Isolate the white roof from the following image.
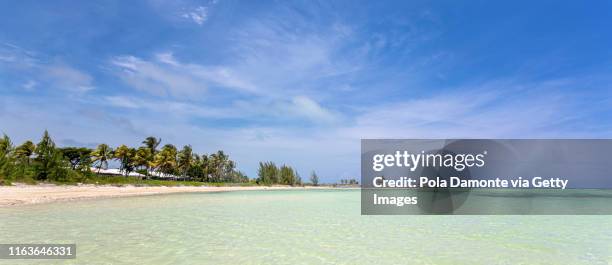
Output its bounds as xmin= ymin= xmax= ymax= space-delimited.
xmin=91 ymin=168 xmax=145 ymax=177
xmin=149 ymin=171 xmax=181 ymax=179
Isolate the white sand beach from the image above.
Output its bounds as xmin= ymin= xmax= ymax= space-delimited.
xmin=0 ymin=184 xmax=329 ymax=207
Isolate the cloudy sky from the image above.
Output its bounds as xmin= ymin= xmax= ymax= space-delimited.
xmin=1 ymin=1 xmax=612 ymax=182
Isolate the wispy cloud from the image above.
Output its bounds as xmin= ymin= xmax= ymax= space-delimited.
xmin=104 ymin=96 xmax=141 ymax=109
xmin=226 ymin=18 xmax=364 ymax=94
xmin=110 ymin=53 xmax=257 ymax=97
xmin=346 ymin=78 xmax=608 ymax=139
xmin=286 ymin=96 xmax=339 ymax=124
xmin=182 ymin=6 xmax=208 ymax=25
xmin=21 ymin=80 xmax=37 ymax=91
xmin=0 ymin=43 xmax=93 ymax=93
xmin=43 ymin=64 xmax=94 ymax=93
xmin=101 ymin=94 xmax=339 ymax=125
xmin=4 ymin=1 xmax=612 ymax=181
xmin=0 ymin=43 xmax=38 ymax=67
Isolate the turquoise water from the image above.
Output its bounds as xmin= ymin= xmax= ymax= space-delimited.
xmin=0 ymin=190 xmax=610 ymax=264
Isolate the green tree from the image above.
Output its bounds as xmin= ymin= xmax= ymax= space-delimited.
xmin=177 ymin=145 xmax=194 ymax=179
xmin=134 ymin=147 xmax=152 ymax=174
xmin=295 ymin=171 xmax=302 ymax=186
xmin=125 ymin=148 xmax=136 ymax=176
xmin=0 ymin=131 xmax=256 ymax=185
xmin=153 ymin=144 xmax=177 ymax=177
xmin=186 ymin=153 xmax=204 ymax=181
xmin=197 ymin=154 xmax=211 ymax=181
xmin=114 ymin=144 xmax=134 ymax=176
xmin=12 ymin=142 xmax=37 ymax=181
xmin=15 ymin=140 xmax=36 ymax=159
xmin=279 ymin=165 xmax=299 ymax=186
xmin=0 ymin=134 xmax=14 ymax=182
xmin=142 ymin=137 xmax=161 ymax=155
xmin=33 ymin=131 xmax=55 ymax=180
xmin=0 ymin=134 xmax=12 ymax=154
xmin=141 ymin=137 xmax=161 ymax=175
xmin=310 ymin=171 xmax=319 ymax=186
xmin=209 ymin=150 xmax=235 ymax=182
xmin=256 ymin=161 xmax=279 ymax=185
xmin=231 ymin=171 xmax=249 ymax=183
xmin=59 ymin=147 xmax=91 ymax=170
xmin=91 ymin=144 xmax=113 ymax=173
xmin=33 ymin=131 xmax=70 ymax=181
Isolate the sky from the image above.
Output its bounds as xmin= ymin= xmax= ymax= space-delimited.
xmin=1 ymin=0 xmax=612 ymax=182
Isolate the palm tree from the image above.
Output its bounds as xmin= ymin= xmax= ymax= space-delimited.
xmin=15 ymin=141 xmax=36 ymax=165
xmin=141 ymin=137 xmax=161 ymax=176
xmin=142 ymin=137 xmax=161 ymax=154
xmin=114 ymin=144 xmax=132 ymax=176
xmin=209 ymin=150 xmax=235 ymax=182
xmin=0 ymin=134 xmax=12 ymax=154
xmin=177 ymin=145 xmax=194 ymax=180
xmin=91 ymin=144 xmax=113 ymax=173
xmin=203 ymin=154 xmax=211 ymax=180
xmin=209 ymin=151 xmax=221 ymax=182
xmin=0 ymin=134 xmax=14 ymax=180
xmin=134 ymin=147 xmax=151 ymax=172
xmin=154 ymin=144 xmax=177 ymax=178
xmin=0 ymin=131 xmax=258 ymax=184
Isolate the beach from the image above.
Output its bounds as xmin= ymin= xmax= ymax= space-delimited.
xmin=0 ymin=184 xmax=328 ymax=207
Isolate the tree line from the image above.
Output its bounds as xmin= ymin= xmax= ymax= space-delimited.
xmin=255 ymin=162 xmax=321 ymax=186
xmin=0 ymin=130 xmax=323 ymax=186
xmin=339 ymin=178 xmax=358 ymax=185
xmin=255 ymin=161 xmax=301 ymax=185
xmin=0 ymin=131 xmax=247 ymax=184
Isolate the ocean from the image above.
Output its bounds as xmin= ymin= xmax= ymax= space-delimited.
xmin=1 ymin=189 xmax=610 ymax=264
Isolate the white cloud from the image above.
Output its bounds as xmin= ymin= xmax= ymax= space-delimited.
xmin=0 ymin=54 xmax=14 ymax=62
xmin=227 ymin=19 xmax=361 ymax=92
xmin=0 ymin=43 xmax=38 ymax=67
xmin=111 ymin=55 xmax=203 ymax=96
xmin=109 ymin=16 xmax=362 ymax=113
xmin=5 ymin=77 xmax=612 ymax=182
xmin=155 ymin=52 xmax=179 ymax=66
xmin=22 ymin=80 xmax=37 ymax=91
xmin=102 ymin=95 xmax=237 ymax=119
xmin=0 ymin=44 xmax=94 ymax=93
xmin=104 ymin=96 xmax=141 ymax=109
xmin=182 ymin=6 xmax=208 ymax=25
xmin=101 ymin=94 xmax=338 ymax=125
xmin=344 ymin=80 xmax=593 ymax=139
xmin=44 ymin=64 xmax=94 ymax=93
xmin=110 ymin=54 xmax=257 ymax=97
xmin=289 ymin=96 xmax=338 ymax=124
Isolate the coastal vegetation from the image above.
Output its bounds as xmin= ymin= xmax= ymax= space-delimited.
xmin=339 ymin=178 xmax=359 ymax=185
xmin=255 ymin=161 xmax=302 ymax=186
xmin=0 ymin=130 xmax=309 ymax=186
xmin=310 ymin=171 xmax=319 ymax=186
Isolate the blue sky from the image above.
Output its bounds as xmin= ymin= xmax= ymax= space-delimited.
xmin=1 ymin=0 xmax=612 ymax=182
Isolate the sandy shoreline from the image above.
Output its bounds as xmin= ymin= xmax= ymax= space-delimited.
xmin=0 ymin=184 xmax=332 ymax=207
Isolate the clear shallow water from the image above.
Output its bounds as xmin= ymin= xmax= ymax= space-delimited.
xmin=0 ymin=190 xmax=610 ymax=265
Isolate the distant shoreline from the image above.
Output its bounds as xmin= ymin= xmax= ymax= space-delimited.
xmin=0 ymin=183 xmax=346 ymax=208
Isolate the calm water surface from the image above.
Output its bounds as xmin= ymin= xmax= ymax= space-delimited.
xmin=1 ymin=190 xmax=610 ymax=264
